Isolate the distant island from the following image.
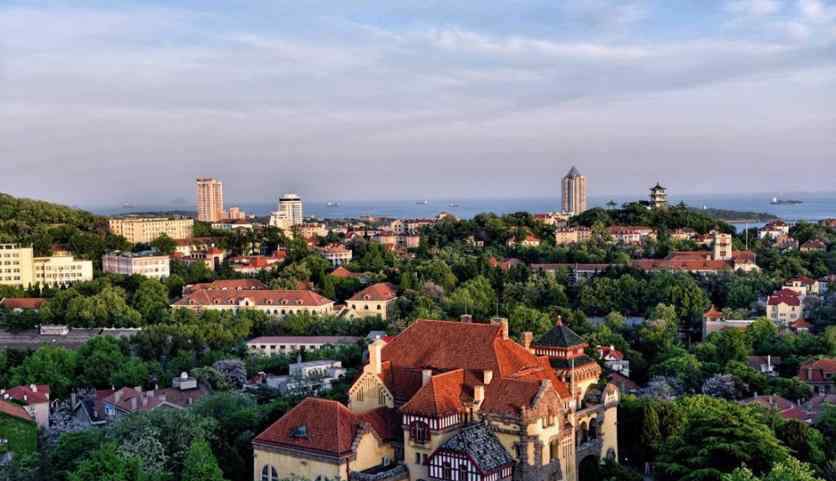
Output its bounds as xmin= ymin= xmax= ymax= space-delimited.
xmin=689 ymin=207 xmax=779 ymax=223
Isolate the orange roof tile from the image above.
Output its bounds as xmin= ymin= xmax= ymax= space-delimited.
xmin=349 ymin=282 xmax=398 ymax=302
xmin=0 ymin=399 xmax=34 ymax=423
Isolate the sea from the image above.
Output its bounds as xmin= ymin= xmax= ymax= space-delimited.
xmin=88 ymin=192 xmax=836 ymax=232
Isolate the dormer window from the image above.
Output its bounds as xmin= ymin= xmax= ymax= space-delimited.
xmin=282 ymin=299 xmax=288 ymax=305
xmin=290 ymin=425 xmax=308 ymax=438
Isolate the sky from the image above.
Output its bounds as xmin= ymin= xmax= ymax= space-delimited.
xmin=1 ymin=0 xmax=836 ymax=207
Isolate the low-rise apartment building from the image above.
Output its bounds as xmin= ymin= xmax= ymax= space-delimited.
xmin=767 ymin=289 xmax=803 ymax=325
xmin=554 ymin=226 xmax=592 ymax=245
xmin=246 ymin=336 xmax=361 ymax=356
xmin=108 ymin=216 xmax=194 ymax=244
xmin=103 ymin=250 xmax=170 ymax=279
xmin=2 ymin=244 xmax=93 ymax=289
xmin=318 ymin=244 xmax=353 ymax=266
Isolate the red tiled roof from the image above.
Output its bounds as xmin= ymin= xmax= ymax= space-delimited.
xmin=174 ymin=289 xmax=334 ymax=307
xmin=732 ymin=251 xmax=757 ymax=263
xmin=2 ymin=385 xmax=50 ymax=405
xmin=768 ymin=289 xmax=801 ymax=306
xmin=187 ymin=279 xmax=267 ymax=291
xmin=703 ymin=305 xmax=723 ymax=320
xmin=330 ymin=266 xmax=356 ymax=278
xmin=799 ymin=358 xmax=836 ymax=382
xmin=401 ymin=369 xmax=468 ymax=416
xmin=787 ymin=276 xmax=816 ymax=286
xmin=358 ymin=407 xmax=400 ymax=442
xmin=0 ymin=298 xmax=47 ymax=310
xmin=597 ymin=345 xmax=624 ymax=360
xmin=349 ymin=283 xmax=398 ymax=302
xmin=790 ymin=319 xmax=813 ymax=330
xmin=254 ymin=398 xmax=381 ymax=456
xmin=0 ymin=399 xmax=34 ymax=423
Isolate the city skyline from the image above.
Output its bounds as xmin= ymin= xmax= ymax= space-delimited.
xmin=3 ymin=1 xmax=836 ymax=206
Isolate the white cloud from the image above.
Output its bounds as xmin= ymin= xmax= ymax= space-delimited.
xmin=726 ymin=0 xmax=783 ymax=16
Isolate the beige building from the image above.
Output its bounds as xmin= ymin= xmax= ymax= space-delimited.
xmin=196 ymin=177 xmax=225 ymax=222
xmin=108 ymin=217 xmax=194 ymax=244
xmin=32 ymin=254 xmax=94 ymax=288
xmin=103 ymin=251 xmax=171 ymax=279
xmin=2 ymin=244 xmax=92 ymax=288
xmin=269 ymin=193 xmax=304 ymax=230
xmin=767 ymin=289 xmax=803 ymax=326
xmin=254 ymin=318 xmax=619 ymax=481
xmin=318 ymin=244 xmax=353 ymax=267
xmin=554 ymin=227 xmax=592 ymax=246
xmin=0 ymin=244 xmax=34 ymax=288
xmin=561 ymin=166 xmax=587 ymax=216
xmin=346 ymin=283 xmax=398 ymax=321
xmin=172 ymin=288 xmax=335 ymax=317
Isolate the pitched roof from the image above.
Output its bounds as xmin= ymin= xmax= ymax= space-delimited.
xmin=703 ymin=305 xmax=723 ymax=321
xmin=0 ymin=399 xmax=34 ymax=423
xmin=330 ymin=266 xmax=356 ymax=278
xmin=597 ymin=345 xmax=624 ymax=360
xmin=254 ymin=398 xmax=380 ymax=457
xmin=437 ymin=423 xmax=514 ymax=474
xmin=533 ymin=320 xmax=584 ymax=348
xmin=401 ymin=369 xmax=468 ymax=417
xmin=799 ymin=358 xmax=836 ymax=382
xmin=174 ymin=289 xmax=334 ymax=307
xmin=186 ymin=279 xmax=267 ymax=291
xmin=0 ymin=298 xmax=47 ymax=310
xmin=349 ymin=282 xmax=398 ymax=302
xmin=768 ymin=289 xmax=801 ymax=306
xmin=2 ymin=385 xmax=50 ymax=405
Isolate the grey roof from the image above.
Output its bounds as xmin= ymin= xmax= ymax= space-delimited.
xmin=566 ymin=166 xmax=581 ymax=178
xmin=438 ymin=423 xmax=513 ymax=473
xmin=533 ymin=322 xmax=584 ymax=348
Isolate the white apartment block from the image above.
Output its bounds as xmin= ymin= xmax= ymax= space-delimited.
xmin=1 ymin=244 xmax=92 ymax=288
xmin=103 ymin=251 xmax=171 ymax=279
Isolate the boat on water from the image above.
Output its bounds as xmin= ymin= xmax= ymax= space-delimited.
xmin=121 ymin=203 xmax=135 ymax=209
xmin=416 ymin=200 xmax=429 ymax=205
xmin=770 ymin=197 xmax=803 ymax=205
xmin=448 ymin=203 xmax=460 ymax=208
xmin=326 ymin=201 xmax=340 ymax=207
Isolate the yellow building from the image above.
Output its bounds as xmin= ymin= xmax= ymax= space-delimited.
xmin=32 ymin=254 xmax=94 ymax=288
xmin=0 ymin=244 xmax=92 ymax=288
xmin=108 ymin=217 xmax=194 ymax=244
xmin=346 ymin=283 xmax=398 ymax=321
xmin=0 ymin=244 xmax=34 ymax=288
xmin=255 ymin=319 xmax=619 ymax=481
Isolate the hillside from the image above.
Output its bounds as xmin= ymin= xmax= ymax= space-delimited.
xmin=0 ymin=193 xmax=124 ymax=259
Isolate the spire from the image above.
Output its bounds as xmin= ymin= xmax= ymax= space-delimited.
xmin=566 ymin=166 xmax=581 ymax=178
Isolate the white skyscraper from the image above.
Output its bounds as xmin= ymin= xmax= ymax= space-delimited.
xmin=269 ymin=193 xmax=303 ymax=229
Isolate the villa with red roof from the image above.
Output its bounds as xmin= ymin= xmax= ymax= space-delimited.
xmin=767 ymin=289 xmax=803 ymax=325
xmin=346 ymin=283 xmax=399 ymax=321
xmin=253 ymin=318 xmax=619 ymax=481
xmin=1 ymin=384 xmax=50 ymax=429
xmin=799 ymin=358 xmax=836 ymax=394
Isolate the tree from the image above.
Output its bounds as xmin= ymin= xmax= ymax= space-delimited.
xmin=723 ymin=457 xmax=825 ymax=481
xmin=150 ymin=234 xmax=176 ymax=255
xmin=76 ymin=336 xmax=127 ymax=388
xmin=445 ymin=275 xmax=496 ymax=319
xmin=508 ymin=305 xmax=552 ymax=338
xmin=10 ymin=346 xmax=78 ymax=399
xmin=68 ymin=443 xmax=151 ymax=481
xmin=181 ymin=437 xmax=225 ymax=481
xmin=131 ymin=279 xmax=170 ymax=323
xmin=775 ymin=420 xmax=827 ymax=470
xmin=656 ymin=396 xmax=789 ymax=481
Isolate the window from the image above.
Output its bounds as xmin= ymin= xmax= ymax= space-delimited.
xmin=442 ymin=462 xmax=452 ymax=480
xmin=261 ymin=465 xmax=279 ymax=481
xmin=459 ymin=464 xmax=468 ymax=481
xmin=416 ymin=452 xmax=421 ymax=464
xmin=410 ymin=421 xmax=430 ymax=443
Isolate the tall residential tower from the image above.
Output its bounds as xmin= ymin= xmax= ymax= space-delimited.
xmin=196 ymin=178 xmax=224 ymax=222
xmin=561 ymin=166 xmax=587 ymax=215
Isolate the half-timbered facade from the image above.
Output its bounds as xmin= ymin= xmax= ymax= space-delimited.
xmin=253 ymin=318 xmax=619 ymax=481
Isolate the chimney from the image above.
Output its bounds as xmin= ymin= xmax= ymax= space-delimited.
xmin=460 ymin=314 xmax=473 ymax=323
xmin=365 ymin=339 xmax=385 ymax=375
xmin=422 ymin=369 xmax=433 ymax=386
xmin=474 ymin=385 xmax=485 ymax=404
xmin=483 ymin=370 xmax=493 ymax=385
xmin=522 ymin=331 xmax=534 ymax=351
xmin=29 ymin=384 xmax=37 ymax=393
xmin=499 ymin=318 xmax=509 ymax=340
xmin=130 ymin=396 xmax=137 ymax=411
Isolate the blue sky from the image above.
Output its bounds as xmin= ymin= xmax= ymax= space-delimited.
xmin=1 ymin=0 xmax=835 ymax=206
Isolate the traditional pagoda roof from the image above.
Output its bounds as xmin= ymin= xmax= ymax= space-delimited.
xmin=533 ymin=318 xmax=585 ymax=348
xmin=651 ymin=182 xmax=666 ymax=191
xmin=437 ymin=423 xmax=513 ymax=474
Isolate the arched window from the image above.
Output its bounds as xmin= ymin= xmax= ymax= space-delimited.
xmin=261 ymin=465 xmax=278 ymax=481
